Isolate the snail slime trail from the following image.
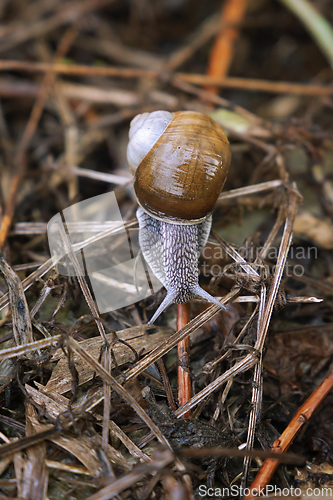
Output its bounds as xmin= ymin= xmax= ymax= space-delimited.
xmin=127 ymin=110 xmax=231 ymax=324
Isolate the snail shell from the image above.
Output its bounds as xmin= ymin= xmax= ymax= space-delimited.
xmin=127 ymin=110 xmax=231 ymax=324
xmin=128 ymin=110 xmax=231 ymax=223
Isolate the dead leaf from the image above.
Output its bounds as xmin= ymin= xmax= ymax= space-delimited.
xmin=45 ymin=325 xmax=172 ymax=394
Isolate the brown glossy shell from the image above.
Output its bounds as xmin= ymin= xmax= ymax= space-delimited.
xmin=134 ymin=111 xmax=231 ymax=223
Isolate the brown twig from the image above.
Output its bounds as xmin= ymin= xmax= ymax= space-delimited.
xmin=206 ymin=0 xmax=248 ymax=94
xmin=177 ymin=303 xmax=192 ymax=418
xmin=156 ymin=358 xmax=177 ymax=412
xmin=246 ymin=367 xmax=333 ymax=498
xmin=180 ymin=73 xmax=333 ymax=96
xmin=1 ymin=60 xmax=333 ymax=96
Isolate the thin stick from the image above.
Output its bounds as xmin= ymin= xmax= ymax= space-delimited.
xmin=177 ymin=303 xmax=192 ymax=418
xmin=206 ymin=0 xmax=248 ymax=94
xmin=246 ymin=367 xmax=333 ymax=498
xmin=180 ymin=73 xmax=333 ymax=96
xmin=156 ymin=358 xmax=176 ymax=412
xmin=1 ymin=60 xmax=333 ymax=96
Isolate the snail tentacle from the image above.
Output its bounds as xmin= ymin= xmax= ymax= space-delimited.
xmin=147 ymin=288 xmax=178 ymax=326
xmin=189 ymin=284 xmax=227 ymax=311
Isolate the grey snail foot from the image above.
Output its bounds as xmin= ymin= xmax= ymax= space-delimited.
xmin=137 ymin=208 xmax=227 ymax=325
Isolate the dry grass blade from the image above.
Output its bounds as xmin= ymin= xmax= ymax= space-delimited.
xmin=19 ymin=402 xmax=48 ymax=500
xmin=176 ymin=349 xmax=257 ymax=418
xmin=0 ymin=335 xmax=63 ymax=362
xmin=0 ymin=254 xmax=33 ymax=349
xmin=0 ymin=428 xmax=59 ymax=460
xmin=242 ymin=184 xmax=300 ymax=486
xmin=211 ymin=231 xmax=261 ymax=279
xmin=56 ymin=81 xmax=141 ymax=106
xmin=217 ymin=180 xmax=284 ymax=202
xmin=109 ymin=420 xmax=151 ymax=462
xmin=45 ymin=460 xmax=91 ymax=475
xmin=25 ymin=384 xmax=74 ymax=421
xmin=85 ymin=449 xmax=175 ymax=500
xmin=64 ymin=165 xmax=131 ymax=185
xmin=51 ymin=432 xmax=129 ymax=475
xmin=254 ymin=185 xmax=300 ymax=353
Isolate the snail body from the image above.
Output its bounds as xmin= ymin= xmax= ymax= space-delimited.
xmin=127 ymin=110 xmax=231 ymax=324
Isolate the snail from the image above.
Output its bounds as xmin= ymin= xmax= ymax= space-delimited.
xmin=127 ymin=110 xmax=231 ymax=324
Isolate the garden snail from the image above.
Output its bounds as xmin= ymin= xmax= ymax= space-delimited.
xmin=127 ymin=110 xmax=231 ymax=324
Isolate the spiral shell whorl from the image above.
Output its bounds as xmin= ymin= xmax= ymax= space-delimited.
xmin=127 ymin=110 xmax=173 ymax=173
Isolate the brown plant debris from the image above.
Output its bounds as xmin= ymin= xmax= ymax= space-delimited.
xmin=0 ymin=0 xmax=331 ymax=498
